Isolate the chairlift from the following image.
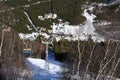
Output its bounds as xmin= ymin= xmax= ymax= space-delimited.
xmin=23 ymin=48 xmax=32 ymax=54
xmin=23 ymin=39 xmax=32 ymax=55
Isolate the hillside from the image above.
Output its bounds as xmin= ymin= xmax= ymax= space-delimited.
xmin=0 ymin=0 xmax=120 ymax=80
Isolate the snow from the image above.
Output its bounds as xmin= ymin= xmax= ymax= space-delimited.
xmin=38 ymin=16 xmax=45 ymax=20
xmin=38 ymin=13 xmax=57 ymax=20
xmin=51 ymin=22 xmax=105 ymax=42
xmin=27 ymin=58 xmax=64 ymax=73
xmin=70 ymin=73 xmax=120 ymax=80
xmin=25 ymin=57 xmax=120 ymax=80
xmin=24 ymin=50 xmax=67 ymax=80
xmin=52 ymin=14 xmax=57 ymax=19
xmin=26 ymin=58 xmax=66 ymax=80
xmin=24 ymin=11 xmax=39 ymax=32
xmin=18 ymin=32 xmax=39 ymax=41
xmin=97 ymin=21 xmax=111 ymax=26
xmin=18 ymin=31 xmax=50 ymax=41
xmin=19 ymin=6 xmax=105 ymax=43
xmin=50 ymin=8 xmax=105 ymax=42
xmin=40 ymin=32 xmax=50 ymax=39
xmin=26 ymin=25 xmax=32 ymax=30
xmin=82 ymin=9 xmax=96 ymax=22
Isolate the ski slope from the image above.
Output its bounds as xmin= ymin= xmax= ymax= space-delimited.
xmin=26 ymin=58 xmax=66 ymax=80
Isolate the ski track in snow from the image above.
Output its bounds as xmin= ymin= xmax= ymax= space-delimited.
xmin=24 ymin=11 xmax=39 ymax=32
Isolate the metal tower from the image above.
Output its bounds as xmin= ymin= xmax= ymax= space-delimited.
xmin=41 ymin=38 xmax=53 ymax=70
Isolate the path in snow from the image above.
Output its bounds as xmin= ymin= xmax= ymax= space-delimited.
xmin=24 ymin=11 xmax=39 ymax=32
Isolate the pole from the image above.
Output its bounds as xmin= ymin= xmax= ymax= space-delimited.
xmin=0 ymin=17 xmax=5 ymax=57
xmin=45 ymin=42 xmax=49 ymax=70
xmin=41 ymin=39 xmax=53 ymax=70
xmin=0 ymin=30 xmax=4 ymax=56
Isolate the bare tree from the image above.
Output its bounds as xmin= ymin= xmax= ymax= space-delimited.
xmin=64 ymin=38 xmax=120 ymax=80
xmin=0 ymin=30 xmax=31 ymax=80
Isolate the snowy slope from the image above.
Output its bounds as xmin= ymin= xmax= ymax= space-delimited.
xmin=26 ymin=58 xmax=66 ymax=80
xmin=18 ymin=7 xmax=105 ymax=42
xmin=26 ymin=57 xmax=120 ymax=80
xmin=51 ymin=7 xmax=105 ymax=42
